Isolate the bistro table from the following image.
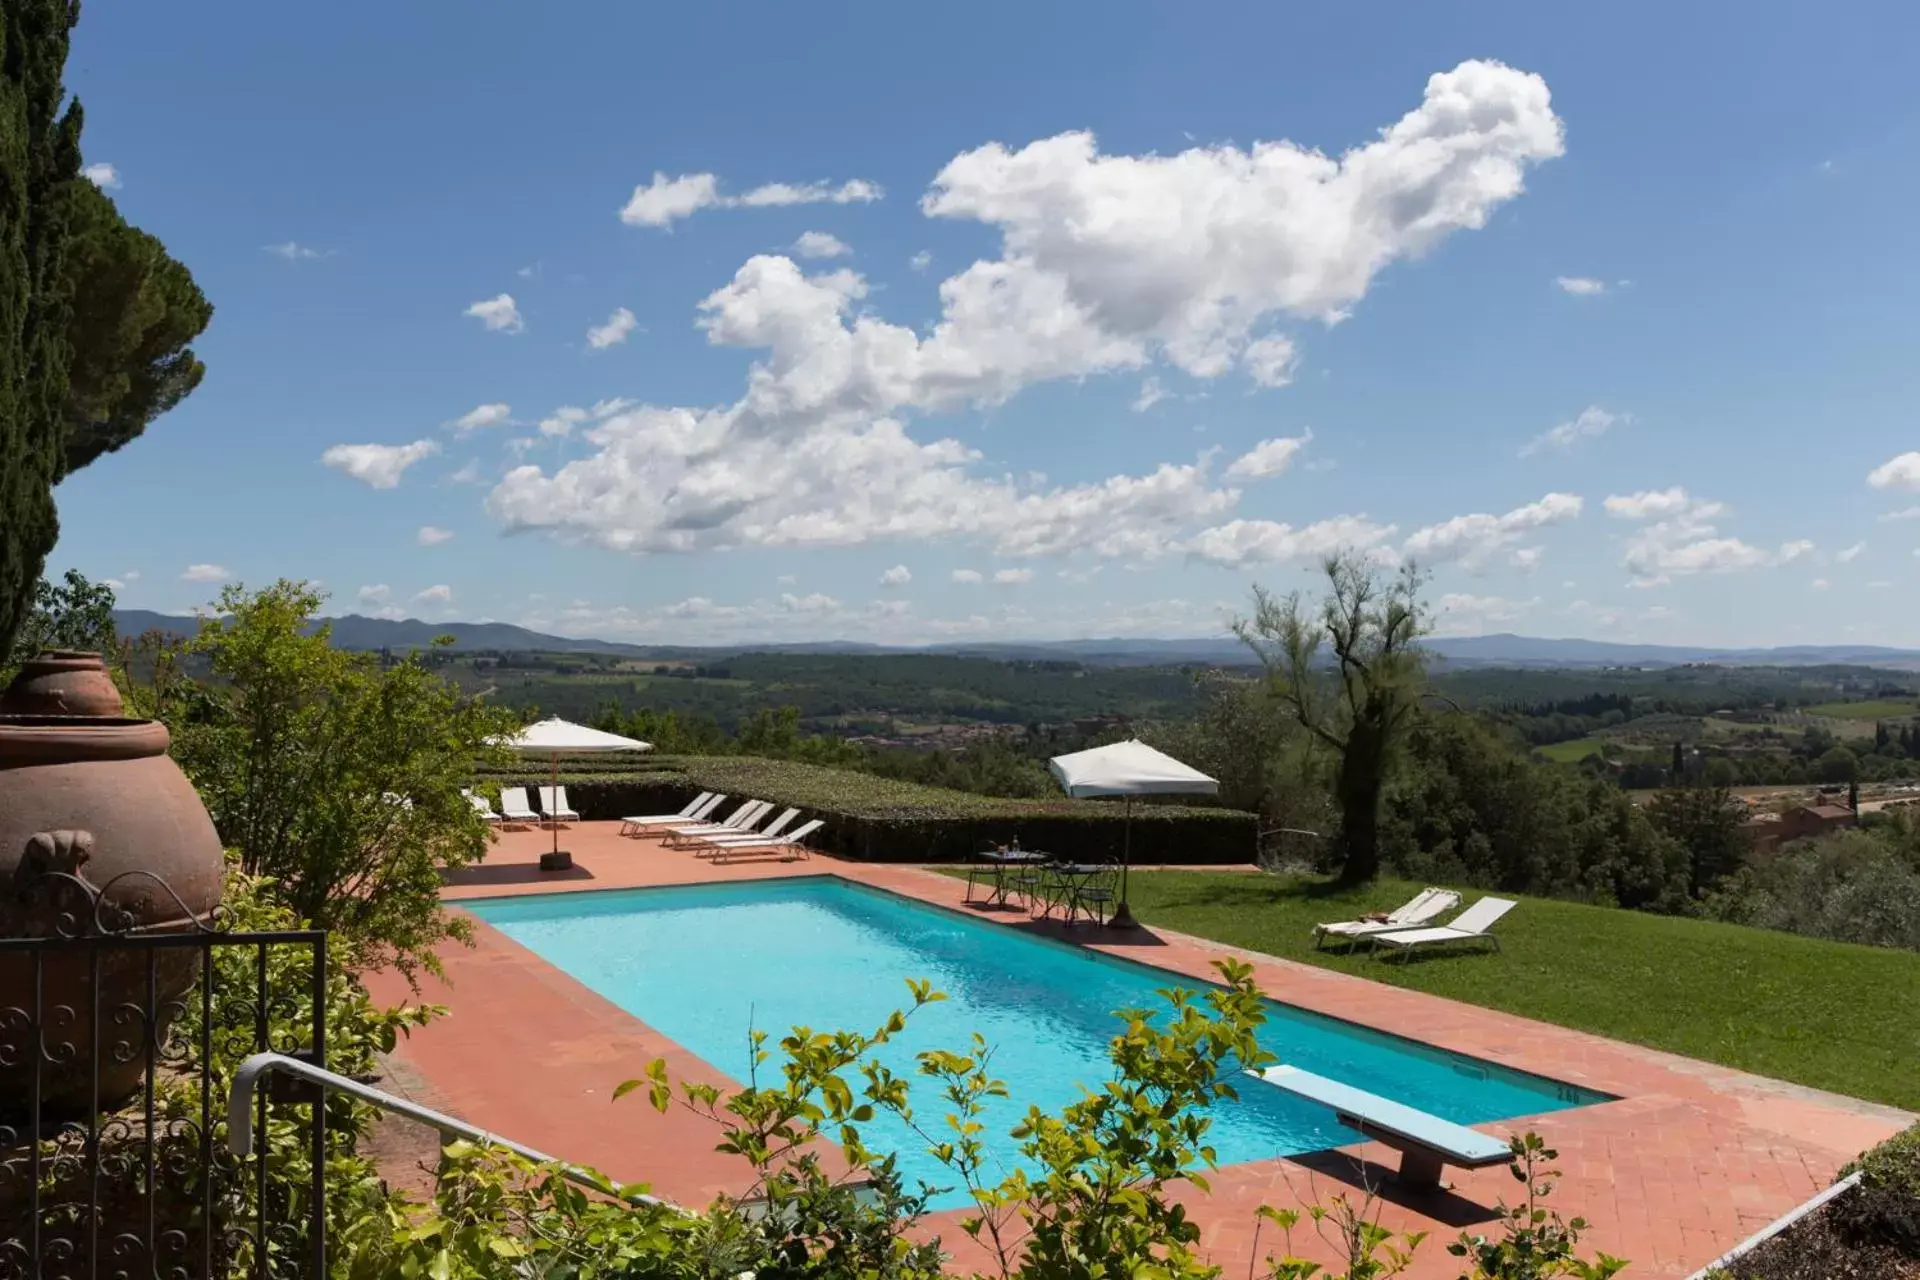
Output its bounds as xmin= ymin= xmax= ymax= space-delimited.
xmin=1044 ymin=863 xmax=1114 ymax=924
xmin=966 ymin=847 xmax=1050 ymax=909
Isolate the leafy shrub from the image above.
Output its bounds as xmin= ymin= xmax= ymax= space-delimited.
xmin=919 ymin=958 xmax=1276 ymax=1277
xmin=1449 ymin=1133 xmax=1627 ymax=1278
xmin=503 ymin=756 xmax=1257 ymax=863
xmin=1257 ymin=1188 xmax=1427 ymax=1280
xmin=1831 ymin=1122 xmax=1920 ymax=1251
xmin=1707 ymin=830 xmax=1920 ymax=952
xmin=138 ymin=580 xmax=522 ymax=982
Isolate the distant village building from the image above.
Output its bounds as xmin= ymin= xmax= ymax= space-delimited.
xmin=1739 ymin=803 xmax=1856 ymax=855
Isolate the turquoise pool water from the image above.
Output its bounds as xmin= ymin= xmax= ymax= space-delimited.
xmin=468 ymin=879 xmax=1605 ymax=1205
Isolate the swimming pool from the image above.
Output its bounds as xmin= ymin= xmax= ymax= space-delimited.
xmin=467 ymin=878 xmax=1606 ymax=1206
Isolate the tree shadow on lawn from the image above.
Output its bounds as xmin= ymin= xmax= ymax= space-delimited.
xmin=1144 ymin=875 xmax=1378 ymax=913
xmin=1136 ymin=875 xmax=1367 ymax=905
xmin=1277 ymin=1148 xmax=1501 ymax=1229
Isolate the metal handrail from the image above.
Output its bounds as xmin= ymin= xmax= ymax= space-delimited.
xmin=1685 ymin=1170 xmax=1862 ymax=1279
xmin=227 ymin=1051 xmax=675 ymax=1210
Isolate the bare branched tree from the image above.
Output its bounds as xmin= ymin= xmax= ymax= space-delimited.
xmin=1233 ymin=552 xmax=1428 ymax=882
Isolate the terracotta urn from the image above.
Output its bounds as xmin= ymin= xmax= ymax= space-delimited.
xmin=0 ymin=652 xmax=225 ymax=1119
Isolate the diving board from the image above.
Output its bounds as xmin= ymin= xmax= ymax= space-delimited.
xmin=1248 ymin=1064 xmax=1516 ymax=1189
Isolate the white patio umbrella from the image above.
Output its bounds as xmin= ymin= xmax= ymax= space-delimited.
xmin=491 ymin=717 xmax=652 ymax=864
xmin=1048 ymin=739 xmax=1218 ymax=928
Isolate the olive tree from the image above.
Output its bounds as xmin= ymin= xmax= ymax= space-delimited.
xmin=1234 ymin=552 xmax=1427 ymax=883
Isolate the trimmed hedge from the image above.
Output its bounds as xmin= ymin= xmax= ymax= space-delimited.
xmin=476 ymin=755 xmax=1255 ymax=865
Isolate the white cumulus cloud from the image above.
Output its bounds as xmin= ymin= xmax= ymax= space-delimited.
xmin=992 ymin=568 xmax=1034 ymax=585
xmin=1185 ymin=515 xmax=1397 ymax=568
xmin=357 ymin=584 xmax=392 ymax=605
xmin=1225 ymin=431 xmax=1312 ymax=480
xmin=321 ymin=439 xmax=441 ymax=489
xmin=1403 ymin=492 xmax=1583 ymax=568
xmin=586 ymin=307 xmax=638 ymax=350
xmin=1605 ymin=487 xmax=1812 ymax=586
xmin=952 ymin=569 xmax=984 ymax=584
xmin=490 ymin=62 xmax=1561 ymax=566
xmin=464 ymin=294 xmax=524 ymax=334
xmin=792 ymin=230 xmax=851 ymax=259
xmin=1131 ymin=377 xmax=1168 ymax=413
xmin=451 ymin=403 xmax=512 ymax=432
xmin=1554 ymin=276 xmax=1606 ymax=295
xmin=1836 ymin=541 xmax=1866 ymax=563
xmin=180 ymin=563 xmax=230 ymax=583
xmin=1519 ymin=406 xmax=1625 ymax=458
xmin=412 ymin=584 xmax=453 ymax=605
xmin=1868 ymin=452 xmax=1920 ymax=492
xmin=1242 ymin=335 xmax=1299 ymax=388
xmin=620 ymin=172 xmax=882 ymax=228
xmin=82 ymin=162 xmax=120 ymax=189
xmin=878 ymin=564 xmax=912 ymax=586
xmin=417 ymin=525 xmax=454 ymax=546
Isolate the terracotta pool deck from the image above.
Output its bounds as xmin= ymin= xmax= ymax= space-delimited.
xmin=365 ymin=822 xmax=1913 ymax=1278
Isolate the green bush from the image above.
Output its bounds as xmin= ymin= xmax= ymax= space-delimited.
xmin=137 ymin=580 xmax=523 ymax=983
xmin=494 ymin=755 xmax=1258 ymax=864
xmin=1706 ymin=828 xmax=1920 ymax=952
xmin=1832 ymin=1122 xmax=1920 ymax=1252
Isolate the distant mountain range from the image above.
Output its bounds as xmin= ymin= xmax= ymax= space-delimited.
xmin=110 ymin=610 xmax=1920 ymax=671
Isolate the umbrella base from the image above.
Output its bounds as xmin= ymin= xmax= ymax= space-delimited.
xmin=540 ymin=851 xmax=574 ymax=871
xmin=1105 ymin=901 xmax=1140 ymax=929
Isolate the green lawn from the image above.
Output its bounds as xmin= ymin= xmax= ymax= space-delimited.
xmin=1531 ymin=736 xmax=1611 ymax=763
xmin=1021 ymin=871 xmax=1920 ymax=1111
xmin=1805 ymin=698 xmax=1917 ymax=720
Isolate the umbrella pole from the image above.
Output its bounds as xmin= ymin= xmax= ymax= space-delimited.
xmin=1108 ymin=796 xmax=1139 ymax=929
xmin=541 ymin=751 xmax=572 ymax=870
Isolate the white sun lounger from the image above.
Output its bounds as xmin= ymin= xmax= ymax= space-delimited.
xmin=462 ymin=789 xmax=502 ymax=824
xmin=537 ymin=786 xmax=581 ymax=825
xmin=1248 ymin=1064 xmax=1514 ymax=1188
xmin=706 ymin=819 xmax=824 ymax=865
xmin=619 ymin=793 xmax=719 ymax=836
xmin=1371 ymin=897 xmax=1515 ymax=959
xmin=691 ymin=807 xmax=800 ymax=857
xmin=498 ymin=786 xmax=539 ymax=827
xmin=1312 ymin=887 xmax=1461 ymax=948
xmin=665 ymin=799 xmax=771 ymax=847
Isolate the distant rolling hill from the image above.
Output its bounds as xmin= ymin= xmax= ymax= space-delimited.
xmin=112 ymin=610 xmax=658 ymax=657
xmin=108 ymin=612 xmax=1920 ymax=670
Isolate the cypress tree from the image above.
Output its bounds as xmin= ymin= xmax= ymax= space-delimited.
xmin=0 ymin=0 xmax=82 ymax=667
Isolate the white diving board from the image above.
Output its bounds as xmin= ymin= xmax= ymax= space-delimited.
xmin=1248 ymin=1064 xmax=1516 ymax=1189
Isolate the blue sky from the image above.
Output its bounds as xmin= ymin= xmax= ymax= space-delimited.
xmin=50 ymin=1 xmax=1920 ymax=646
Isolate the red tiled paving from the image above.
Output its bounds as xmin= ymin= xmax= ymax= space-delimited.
xmin=365 ymin=822 xmax=1914 ymax=1277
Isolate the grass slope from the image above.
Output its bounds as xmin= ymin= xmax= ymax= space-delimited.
xmin=1110 ymin=872 xmax=1920 ymax=1111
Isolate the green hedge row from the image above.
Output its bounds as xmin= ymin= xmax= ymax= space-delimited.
xmin=474 ymin=755 xmax=1255 ymax=865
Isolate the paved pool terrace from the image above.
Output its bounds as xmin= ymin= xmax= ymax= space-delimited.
xmin=363 ymin=822 xmax=1913 ymax=1278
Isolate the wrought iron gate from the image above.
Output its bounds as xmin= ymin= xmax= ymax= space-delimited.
xmin=0 ymin=866 xmax=328 ymax=1279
